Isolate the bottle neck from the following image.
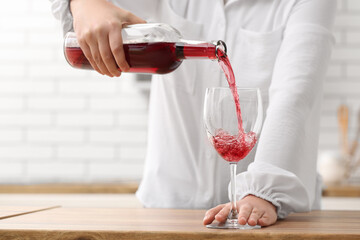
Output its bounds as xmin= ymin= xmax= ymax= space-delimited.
xmin=176 ymin=40 xmax=217 ymax=60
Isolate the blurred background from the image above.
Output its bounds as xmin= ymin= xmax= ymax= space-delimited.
xmin=0 ymin=0 xmax=359 ymax=187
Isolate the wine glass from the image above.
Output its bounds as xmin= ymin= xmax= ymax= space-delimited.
xmin=203 ymin=87 xmax=263 ymax=229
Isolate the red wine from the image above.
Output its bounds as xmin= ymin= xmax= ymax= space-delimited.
xmin=65 ymin=42 xmax=216 ymax=74
xmin=212 ymin=49 xmax=257 ymax=163
xmin=213 ymin=129 xmax=257 ymax=163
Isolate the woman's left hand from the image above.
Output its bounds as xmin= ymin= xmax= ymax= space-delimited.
xmin=203 ymin=195 xmax=277 ymax=227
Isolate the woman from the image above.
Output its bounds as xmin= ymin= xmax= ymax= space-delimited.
xmin=50 ymin=0 xmax=336 ymax=227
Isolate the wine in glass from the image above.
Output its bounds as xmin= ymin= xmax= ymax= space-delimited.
xmin=203 ymin=87 xmax=263 ymax=229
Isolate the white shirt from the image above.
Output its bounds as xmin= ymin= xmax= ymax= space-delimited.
xmin=50 ymin=0 xmax=336 ymax=218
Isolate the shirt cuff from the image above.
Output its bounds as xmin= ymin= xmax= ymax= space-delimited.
xmin=229 ymin=161 xmax=311 ymax=219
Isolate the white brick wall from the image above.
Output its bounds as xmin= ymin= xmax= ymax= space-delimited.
xmin=0 ymin=0 xmax=148 ymax=183
xmin=321 ymin=0 xmax=360 ymax=150
xmin=0 ymin=0 xmax=358 ymax=184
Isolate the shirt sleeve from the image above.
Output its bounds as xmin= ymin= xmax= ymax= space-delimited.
xmin=233 ymin=0 xmax=337 ymax=219
xmin=49 ymin=0 xmax=74 ymax=36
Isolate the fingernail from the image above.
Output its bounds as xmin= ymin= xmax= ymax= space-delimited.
xmin=203 ymin=215 xmax=209 ymax=221
xmin=239 ymin=217 xmax=246 ymax=225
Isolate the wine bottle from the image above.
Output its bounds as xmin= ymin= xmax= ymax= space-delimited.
xmin=64 ymin=23 xmax=226 ymax=74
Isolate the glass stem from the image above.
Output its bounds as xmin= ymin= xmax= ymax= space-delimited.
xmin=228 ymin=163 xmax=238 ymax=221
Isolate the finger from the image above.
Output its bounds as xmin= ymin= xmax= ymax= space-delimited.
xmin=247 ymin=208 xmax=264 ymax=226
xmin=109 ymin=28 xmax=130 ymax=72
xmin=78 ymin=34 xmax=102 ymax=74
xmin=238 ymin=203 xmax=253 ymax=225
xmin=98 ymin=34 xmax=121 ymax=77
xmin=203 ymin=204 xmax=225 ymax=225
xmin=214 ymin=203 xmax=231 ymax=223
xmin=87 ymin=34 xmax=113 ymax=77
xmin=258 ymin=212 xmax=277 ymax=227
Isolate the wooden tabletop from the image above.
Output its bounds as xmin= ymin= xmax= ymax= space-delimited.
xmin=0 ymin=207 xmax=359 ymax=240
xmin=0 ymin=183 xmax=138 ymax=194
xmin=0 ymin=205 xmax=60 ymax=220
xmin=323 ymin=184 xmax=360 ymax=197
xmin=1 ymin=183 xmax=360 ymax=197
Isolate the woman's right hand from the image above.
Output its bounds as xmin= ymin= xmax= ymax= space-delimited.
xmin=70 ymin=0 xmax=146 ymax=77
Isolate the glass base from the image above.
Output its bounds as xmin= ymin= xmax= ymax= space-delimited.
xmin=206 ymin=219 xmax=261 ymax=229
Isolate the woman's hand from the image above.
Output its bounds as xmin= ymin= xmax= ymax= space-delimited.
xmin=70 ymin=0 xmax=146 ymax=77
xmin=203 ymin=195 xmax=277 ymax=227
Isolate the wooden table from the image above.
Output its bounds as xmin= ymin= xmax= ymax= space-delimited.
xmin=323 ymin=184 xmax=360 ymax=197
xmin=2 ymin=183 xmax=360 ymax=197
xmin=0 ymin=183 xmax=138 ymax=194
xmin=0 ymin=205 xmax=59 ymax=220
xmin=0 ymin=207 xmax=359 ymax=240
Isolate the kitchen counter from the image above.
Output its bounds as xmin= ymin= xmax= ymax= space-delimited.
xmin=0 ymin=183 xmax=138 ymax=194
xmin=1 ymin=193 xmax=360 ymax=210
xmin=322 ymin=184 xmax=360 ymax=197
xmin=2 ymin=183 xmax=360 ymax=197
xmin=0 ymin=207 xmax=359 ymax=240
xmin=0 ymin=194 xmax=359 ymax=239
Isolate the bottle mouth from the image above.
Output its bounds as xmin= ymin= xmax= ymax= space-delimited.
xmin=215 ymin=40 xmax=227 ymax=58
